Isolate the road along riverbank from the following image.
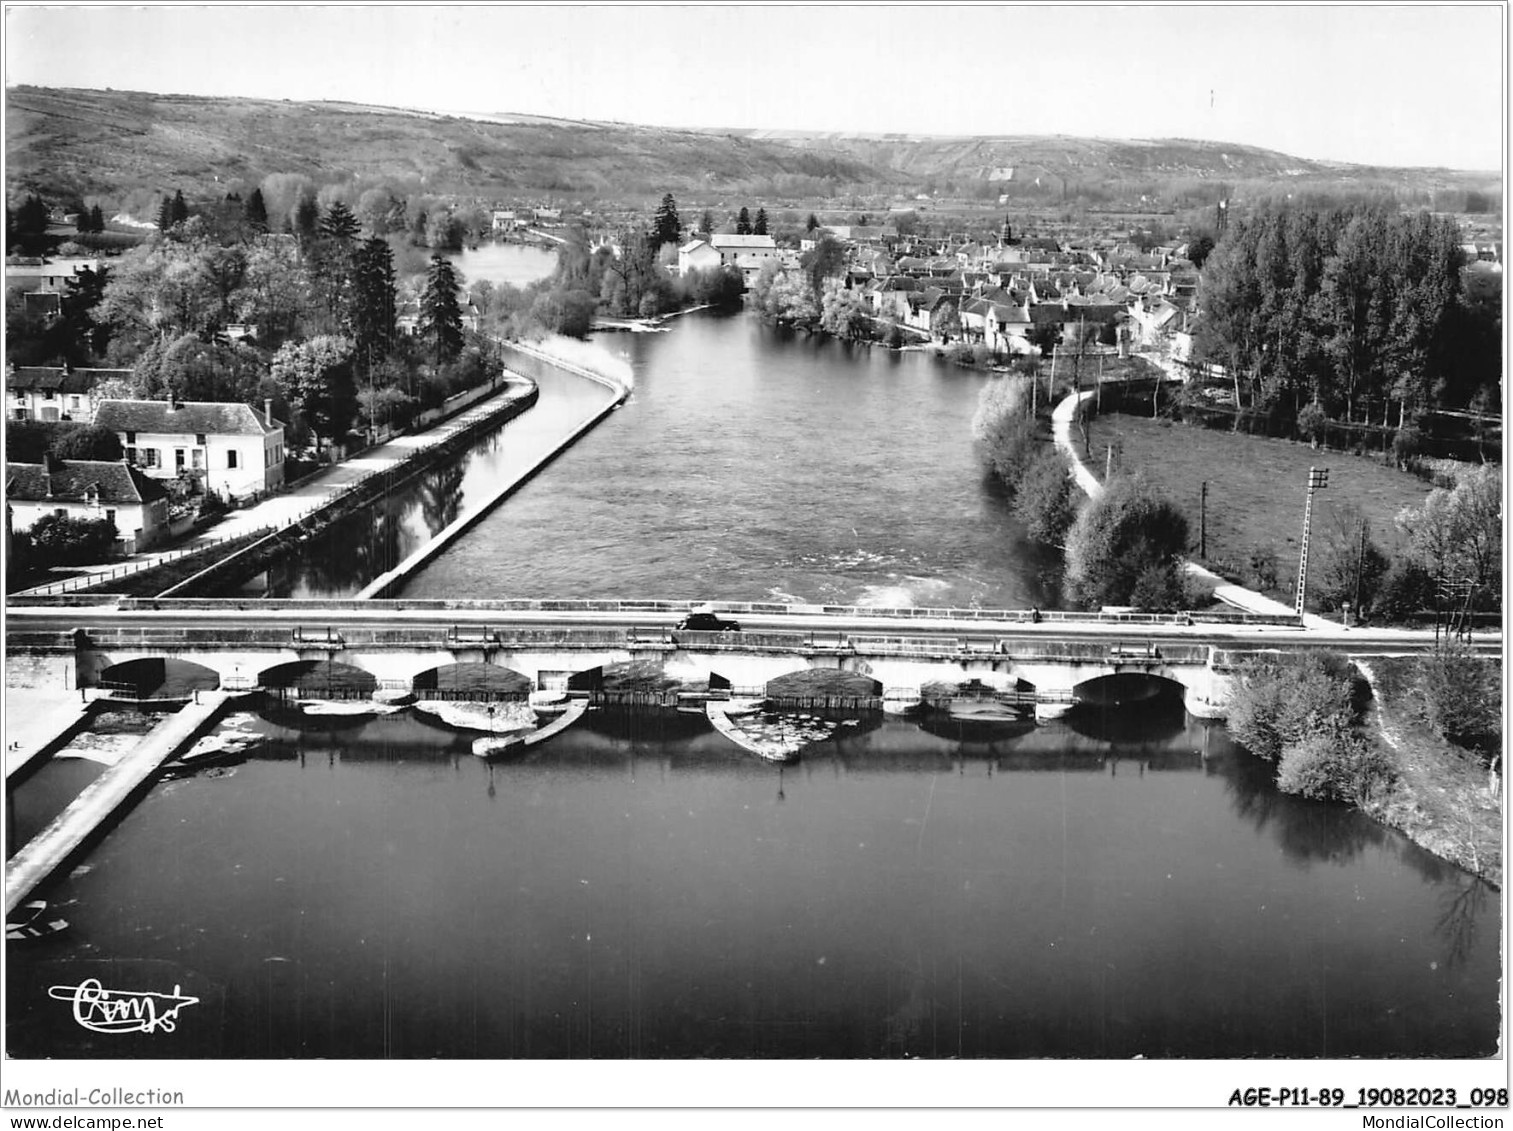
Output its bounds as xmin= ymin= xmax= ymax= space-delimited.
xmin=83 ymin=378 xmax=542 ymax=599
xmin=357 ymin=336 xmax=632 ymax=599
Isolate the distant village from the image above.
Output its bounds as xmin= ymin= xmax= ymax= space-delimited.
xmin=3 ymin=193 xmax=1503 ymax=568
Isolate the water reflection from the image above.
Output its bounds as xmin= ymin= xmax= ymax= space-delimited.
xmin=5 ymin=697 xmax=1499 ymax=1059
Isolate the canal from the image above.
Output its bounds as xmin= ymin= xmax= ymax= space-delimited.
xmin=5 ymin=696 xmax=1498 ymax=1058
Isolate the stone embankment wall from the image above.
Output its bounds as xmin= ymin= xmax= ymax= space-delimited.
xmin=88 ymin=382 xmax=540 ymax=600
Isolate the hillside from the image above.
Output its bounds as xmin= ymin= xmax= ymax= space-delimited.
xmin=4 ymin=85 xmax=1500 ymax=209
xmin=4 ymin=86 xmax=880 ymax=203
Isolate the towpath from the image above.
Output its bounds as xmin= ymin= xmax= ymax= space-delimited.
xmin=15 ymin=377 xmax=535 ymax=598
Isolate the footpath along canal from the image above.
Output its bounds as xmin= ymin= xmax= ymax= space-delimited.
xmin=246 ymin=339 xmax=627 ymax=598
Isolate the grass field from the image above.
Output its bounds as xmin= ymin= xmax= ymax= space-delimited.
xmin=1074 ymin=409 xmax=1436 ymax=600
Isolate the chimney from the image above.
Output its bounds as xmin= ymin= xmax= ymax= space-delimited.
xmin=165 ymin=392 xmax=180 ymax=413
xmin=265 ymin=398 xmax=275 ymax=427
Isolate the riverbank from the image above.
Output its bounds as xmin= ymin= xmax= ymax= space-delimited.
xmin=1356 ymin=657 xmax=1502 ymax=888
xmin=1048 ymin=388 xmax=1502 ymax=887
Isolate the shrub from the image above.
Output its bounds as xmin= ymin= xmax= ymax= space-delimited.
xmin=1392 ymin=421 xmax=1424 ymax=465
xmin=1417 ymin=644 xmax=1502 ymax=759
xmin=1296 ymin=402 xmax=1329 ymax=447
xmin=1277 ymin=732 xmax=1396 ymax=804
xmin=1374 ymin=556 xmax=1436 ymax=621
xmin=1225 ymin=652 xmax=1360 ymax=762
xmin=1063 ymin=473 xmax=1189 ymax=610
xmin=972 ymin=376 xmax=1038 ymax=487
xmin=1013 ymin=447 xmax=1080 ymax=545
xmin=1248 ymin=546 xmax=1280 ymax=591
xmin=24 ymin=513 xmax=118 ymax=566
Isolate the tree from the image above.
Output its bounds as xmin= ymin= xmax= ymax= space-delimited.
xmin=818 ymin=277 xmax=869 ymax=340
xmin=170 ymin=189 xmax=189 ymax=227
xmin=134 ymin=332 xmax=265 ymax=403
xmin=14 ymin=194 xmax=51 ymax=253
xmin=736 ymin=207 xmax=752 ymax=235
xmin=244 ymin=188 xmax=269 ymax=233
xmin=293 ymin=193 xmax=321 ymax=247
xmin=971 ymin=375 xmax=1038 ymax=487
xmin=351 ymin=236 xmax=397 ymax=373
xmin=1027 ymin=320 xmax=1061 ymax=357
xmin=1311 ymin=502 xmax=1390 ymax=616
xmin=269 ymin=335 xmax=358 ymax=451
xmin=418 ymin=254 xmax=465 ymax=365
xmin=699 ymin=210 xmax=713 ymax=237
xmin=320 ymin=201 xmax=360 ymax=244
xmin=62 ymin=263 xmax=112 ymax=357
xmin=357 ymin=186 xmax=408 ymax=236
xmin=156 ymin=195 xmax=175 ymax=233
xmin=806 ymin=213 xmax=819 ymax=232
xmin=529 ymin=288 xmax=597 ymax=338
xmin=49 ymin=424 xmax=124 ymax=461
xmin=1064 ymin=474 xmax=1190 ymax=610
xmin=753 ymin=208 xmax=769 ymax=236
xmin=1186 ymin=234 xmax=1215 ymax=269
xmin=1395 ymin=464 xmax=1502 ymax=604
xmin=653 ymin=194 xmax=681 ymax=247
xmin=799 ymin=235 xmax=847 ymax=299
xmin=1013 ymin=447 xmax=1079 ymax=546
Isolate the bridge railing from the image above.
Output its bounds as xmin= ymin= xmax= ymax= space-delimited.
xmin=99 ymin=596 xmax=1303 ymax=629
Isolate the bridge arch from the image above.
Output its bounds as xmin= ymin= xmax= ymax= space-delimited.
xmin=766 ymin=669 xmax=881 ymax=699
xmin=98 ymin=656 xmax=221 ymax=697
xmin=412 ymin=661 xmax=533 ymax=699
xmin=260 ymin=659 xmax=378 ymax=697
xmin=1072 ymin=671 xmax=1187 ymax=708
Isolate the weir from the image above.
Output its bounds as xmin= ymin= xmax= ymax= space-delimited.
xmin=4 ymin=691 xmax=233 ymax=915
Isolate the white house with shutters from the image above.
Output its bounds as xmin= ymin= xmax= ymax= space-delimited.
xmin=92 ymin=398 xmax=286 ymax=503
xmin=6 ymin=456 xmax=170 ymax=553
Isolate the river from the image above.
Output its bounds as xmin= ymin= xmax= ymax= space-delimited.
xmin=261 ymin=300 xmax=1060 ymax=606
xmin=5 ymin=696 xmax=1498 ymax=1058
xmin=8 ymin=248 xmax=1496 ymax=1062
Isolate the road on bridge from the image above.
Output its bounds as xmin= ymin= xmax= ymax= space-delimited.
xmin=4 ymin=601 xmax=1497 ymax=658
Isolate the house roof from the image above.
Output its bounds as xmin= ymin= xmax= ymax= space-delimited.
xmin=9 ymin=366 xmax=133 ymax=394
xmin=6 ymin=459 xmax=168 ymax=505
xmin=679 ymin=239 xmax=715 ymax=255
xmin=94 ymin=399 xmax=279 ymax=436
xmin=710 ymin=234 xmax=777 ymax=249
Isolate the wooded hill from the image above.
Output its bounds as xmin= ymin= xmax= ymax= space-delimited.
xmin=6 ymin=85 xmax=1500 ymax=211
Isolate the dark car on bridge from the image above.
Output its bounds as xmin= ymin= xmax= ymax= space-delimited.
xmin=675 ymin=611 xmax=741 ymax=633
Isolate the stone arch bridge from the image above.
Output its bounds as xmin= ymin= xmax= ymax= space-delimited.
xmin=8 ymin=613 xmax=1308 ymax=719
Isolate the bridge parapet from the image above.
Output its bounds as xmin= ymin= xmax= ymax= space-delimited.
xmin=76 ymin=596 xmax=1301 ymax=630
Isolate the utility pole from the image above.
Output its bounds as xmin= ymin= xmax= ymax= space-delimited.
xmin=1352 ymin=518 xmax=1368 ymax=624
xmin=1294 ymin=467 xmax=1329 ymax=617
xmin=1200 ymin=481 xmax=1208 ymax=559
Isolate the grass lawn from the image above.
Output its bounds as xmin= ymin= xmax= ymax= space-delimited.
xmin=1075 ymin=409 xmax=1435 ymax=602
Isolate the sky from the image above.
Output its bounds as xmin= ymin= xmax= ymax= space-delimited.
xmin=2 ymin=3 xmax=1506 ymax=170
